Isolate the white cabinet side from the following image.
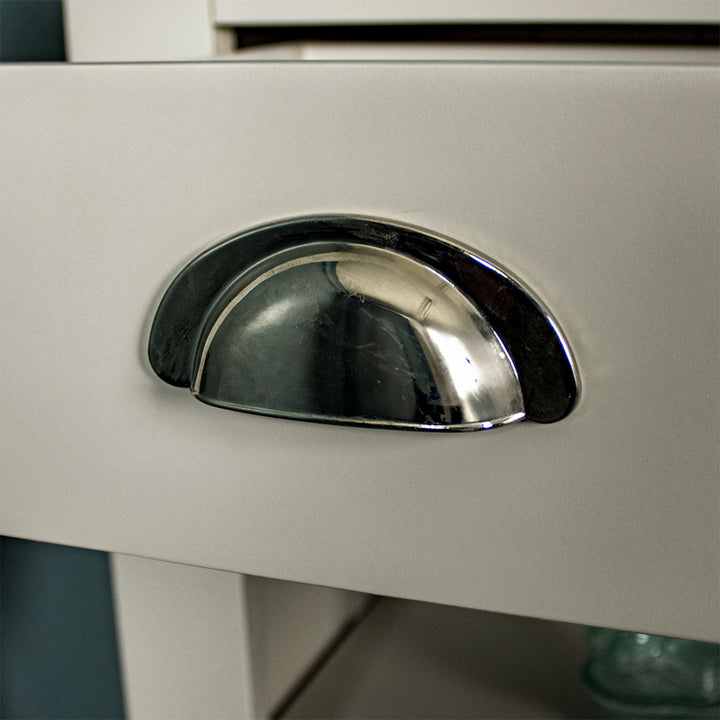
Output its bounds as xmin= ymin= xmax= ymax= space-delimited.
xmin=64 ymin=0 xmax=214 ymax=61
xmin=110 ymin=555 xmax=256 ymax=719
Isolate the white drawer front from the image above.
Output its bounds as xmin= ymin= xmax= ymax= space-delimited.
xmin=1 ymin=62 xmax=717 ymax=640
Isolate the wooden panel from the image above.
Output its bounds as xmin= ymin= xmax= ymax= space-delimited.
xmin=246 ymin=576 xmax=370 ymax=718
xmin=64 ymin=0 xmax=213 ymax=61
xmin=283 ymin=597 xmax=599 ymax=719
xmin=1 ymin=62 xmax=717 ymax=640
xmin=111 ymin=556 xmax=254 ymax=719
xmin=215 ymin=0 xmax=720 ymax=25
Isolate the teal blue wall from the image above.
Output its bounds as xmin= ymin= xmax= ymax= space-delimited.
xmin=0 ymin=0 xmax=65 ymax=61
xmin=1 ymin=539 xmax=125 ymax=719
xmin=1 ymin=5 xmax=125 ymax=718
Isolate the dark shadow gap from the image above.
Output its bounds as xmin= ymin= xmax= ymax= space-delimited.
xmin=230 ymin=23 xmax=720 ymax=50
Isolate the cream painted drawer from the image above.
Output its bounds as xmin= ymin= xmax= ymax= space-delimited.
xmin=1 ymin=61 xmax=717 ymax=641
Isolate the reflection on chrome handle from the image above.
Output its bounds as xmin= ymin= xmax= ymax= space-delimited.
xmin=149 ymin=216 xmax=578 ymax=431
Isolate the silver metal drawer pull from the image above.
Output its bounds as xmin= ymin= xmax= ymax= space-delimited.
xmin=148 ymin=216 xmax=578 ymax=431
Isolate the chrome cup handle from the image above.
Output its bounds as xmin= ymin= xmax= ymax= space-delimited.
xmin=148 ymin=216 xmax=578 ymax=431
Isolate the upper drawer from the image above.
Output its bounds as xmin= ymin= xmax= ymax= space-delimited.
xmin=63 ymin=0 xmax=720 ymax=61
xmin=1 ymin=62 xmax=717 ymax=641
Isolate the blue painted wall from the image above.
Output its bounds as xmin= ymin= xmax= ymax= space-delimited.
xmin=0 ymin=0 xmax=65 ymax=61
xmin=1 ymin=539 xmax=125 ymax=719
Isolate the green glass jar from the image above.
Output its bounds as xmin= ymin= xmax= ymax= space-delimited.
xmin=583 ymin=628 xmax=719 ymax=718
